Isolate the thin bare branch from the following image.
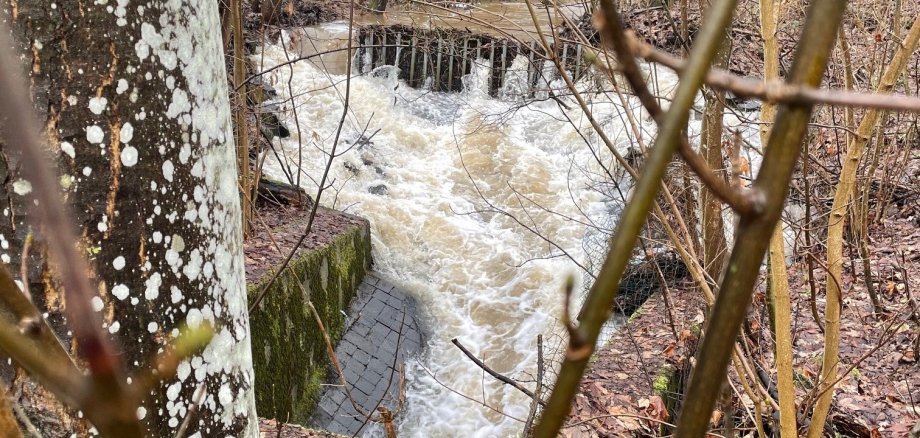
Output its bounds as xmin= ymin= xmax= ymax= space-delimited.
xmin=615 ymin=34 xmax=920 ymax=114
xmin=451 ymin=338 xmax=546 ymax=406
xmin=533 ymin=0 xmax=738 ymax=432
xmin=675 ymin=0 xmax=847 ymax=434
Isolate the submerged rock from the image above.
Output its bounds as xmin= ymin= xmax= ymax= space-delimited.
xmin=257 ymin=102 xmax=291 ymax=139
xmin=368 ymin=184 xmax=388 ymax=196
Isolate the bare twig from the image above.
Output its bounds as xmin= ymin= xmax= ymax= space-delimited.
xmin=523 ymin=335 xmax=544 ymax=436
xmin=452 ymin=338 xmax=546 ymax=406
xmin=18 ymin=232 xmax=32 ymax=302
xmin=676 ymin=0 xmax=847 ymax=434
xmin=416 ymin=360 xmax=526 ymax=423
xmin=174 ymin=383 xmax=207 ymax=438
xmin=596 ymin=34 xmax=920 ymax=114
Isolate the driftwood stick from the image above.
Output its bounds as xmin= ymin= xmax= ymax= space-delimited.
xmin=523 ymin=335 xmax=545 ymax=436
xmin=451 ymin=338 xmax=546 ymax=406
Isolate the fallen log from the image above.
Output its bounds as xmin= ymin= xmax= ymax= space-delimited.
xmin=257 ymin=177 xmax=312 ymax=208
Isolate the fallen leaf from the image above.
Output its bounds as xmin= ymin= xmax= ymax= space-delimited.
xmin=637 ymin=398 xmax=650 ymax=409
xmin=662 ymin=342 xmax=677 ymax=358
xmin=645 ymin=395 xmax=669 ymax=423
xmin=710 ymin=410 xmax=722 ymax=427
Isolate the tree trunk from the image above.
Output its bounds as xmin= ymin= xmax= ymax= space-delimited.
xmin=699 ymin=36 xmax=730 ymax=285
xmin=1 ymin=1 xmax=259 ymax=437
xmin=699 ymin=24 xmax=732 ymax=438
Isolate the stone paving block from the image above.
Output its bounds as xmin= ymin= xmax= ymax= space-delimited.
xmin=329 ymin=418 xmax=360 ymax=436
xmin=338 ymin=340 xmax=357 ymax=356
xmin=327 ymin=387 xmax=347 ymax=405
xmin=351 ymin=321 xmax=372 ymax=337
xmin=327 ymin=421 xmax=345 ymax=434
xmin=351 ymin=335 xmax=374 ymax=353
xmin=309 ymin=273 xmax=424 ymax=436
xmin=345 ymin=363 xmax=367 ymax=376
xmin=357 ymin=283 xmax=375 ymax=298
xmin=380 ymin=310 xmax=404 ymax=329
xmin=314 ymin=402 xmax=336 ymax=426
xmin=371 ymin=321 xmax=393 ymax=338
xmin=380 ymin=335 xmax=399 ymax=353
xmin=352 ymin=347 xmax=371 ymax=366
xmin=338 ymin=415 xmax=363 ymax=433
xmin=365 ymin=364 xmax=386 ymax=382
xmin=364 ymin=297 xmax=387 ymax=316
xmin=404 ymin=338 xmax=421 ymax=353
xmin=349 ymin=385 xmax=369 ymax=401
xmin=374 ymin=378 xmax=394 ymax=395
xmin=343 ymin=364 xmax=363 ymax=383
xmin=382 ymin=292 xmax=404 ymax=310
xmin=369 ymin=325 xmax=390 ymax=344
xmin=354 ymin=377 xmax=377 ymax=396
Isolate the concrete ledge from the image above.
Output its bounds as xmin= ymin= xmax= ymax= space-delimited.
xmin=248 ymin=216 xmax=371 ymax=425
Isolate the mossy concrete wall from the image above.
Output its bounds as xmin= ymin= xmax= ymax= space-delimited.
xmin=247 ymin=220 xmax=371 ymax=425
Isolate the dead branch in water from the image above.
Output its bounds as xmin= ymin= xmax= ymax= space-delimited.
xmin=451 ymin=338 xmax=547 ymax=406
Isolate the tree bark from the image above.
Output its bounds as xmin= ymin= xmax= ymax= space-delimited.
xmin=759 ymin=0 xmax=797 ymax=435
xmin=0 ymin=1 xmax=259 ymax=436
xmin=700 ymin=48 xmax=729 ymax=284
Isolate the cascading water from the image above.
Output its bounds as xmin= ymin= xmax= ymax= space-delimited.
xmin=254 ymin=22 xmax=761 ymax=437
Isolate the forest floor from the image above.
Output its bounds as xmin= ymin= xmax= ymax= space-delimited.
xmin=259 ymin=418 xmax=347 ymax=437
xmin=572 ymin=208 xmax=920 ymax=436
xmin=571 ymin=1 xmax=920 ymax=436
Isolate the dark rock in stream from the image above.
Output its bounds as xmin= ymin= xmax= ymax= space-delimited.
xmin=368 ymin=184 xmax=389 ymax=196
xmin=250 ymin=75 xmax=279 ymax=99
xmin=256 ymin=102 xmax=291 ymax=139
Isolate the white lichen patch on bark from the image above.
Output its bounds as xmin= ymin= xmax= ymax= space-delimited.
xmin=122 ymin=0 xmax=258 ymax=435
xmin=4 ymin=0 xmax=258 ymax=435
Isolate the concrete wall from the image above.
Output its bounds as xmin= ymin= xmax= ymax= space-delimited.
xmin=247 ymin=218 xmax=372 ymax=424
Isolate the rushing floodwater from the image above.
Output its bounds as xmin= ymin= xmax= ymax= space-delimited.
xmin=255 ymin=21 xmax=759 ymax=437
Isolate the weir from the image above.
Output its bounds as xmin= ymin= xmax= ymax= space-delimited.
xmin=354 ymin=24 xmax=590 ymax=96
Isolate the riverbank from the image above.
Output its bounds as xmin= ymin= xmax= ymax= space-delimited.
xmin=245 ymin=199 xmax=427 ymax=435
xmin=245 ymin=203 xmax=372 ymax=425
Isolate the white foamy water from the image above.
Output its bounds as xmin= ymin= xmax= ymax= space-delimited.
xmin=254 ymin=23 xmax=760 ymax=437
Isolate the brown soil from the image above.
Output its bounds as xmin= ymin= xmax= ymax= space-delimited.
xmin=573 ymin=214 xmax=920 ymax=437
xmin=244 ymin=204 xmax=368 ymax=284
xmin=568 ymin=283 xmax=703 ymax=437
xmin=259 ymin=418 xmax=346 ymax=437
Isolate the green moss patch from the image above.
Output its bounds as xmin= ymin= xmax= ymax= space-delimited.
xmin=247 ymin=221 xmax=371 ymax=424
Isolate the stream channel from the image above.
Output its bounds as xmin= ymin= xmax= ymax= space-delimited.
xmin=253 ymin=10 xmax=761 ymax=436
